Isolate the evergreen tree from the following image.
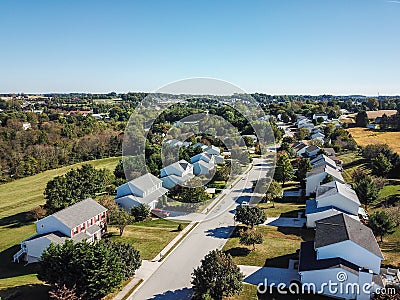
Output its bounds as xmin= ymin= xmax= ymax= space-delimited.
xmin=369 ymin=211 xmax=397 ymax=243
xmin=297 ymin=158 xmax=312 ymax=183
xmin=191 ymin=250 xmax=244 ymax=300
xmin=354 ymin=175 xmax=379 ymax=211
xmin=38 ymin=240 xmax=124 ymax=300
xmin=372 ymin=153 xmax=392 ymax=177
xmin=274 ymin=152 xmax=294 ymax=186
xmin=356 ymin=110 xmax=369 ymax=127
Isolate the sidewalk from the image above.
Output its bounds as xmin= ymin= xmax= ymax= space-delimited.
xmin=113 ymin=221 xmax=196 ymax=300
xmin=113 ymin=163 xmax=254 ymax=299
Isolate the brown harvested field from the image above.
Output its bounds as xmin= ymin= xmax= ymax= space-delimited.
xmin=348 ymin=109 xmax=397 ymax=119
xmin=347 ymin=128 xmax=400 ymax=154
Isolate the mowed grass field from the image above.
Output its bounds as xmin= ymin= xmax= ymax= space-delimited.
xmin=108 ymin=219 xmax=189 ymax=260
xmin=0 ymin=157 xmax=120 ymax=295
xmin=347 ymin=127 xmax=400 ymax=154
xmin=0 ymin=157 xmax=121 ymax=220
xmin=222 ymin=225 xmax=314 ymax=268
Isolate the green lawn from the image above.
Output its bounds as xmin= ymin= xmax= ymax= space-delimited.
xmin=0 ymin=156 xmax=120 ymax=220
xmin=378 ymin=182 xmax=400 ymax=200
xmin=108 ymin=218 xmax=188 ymax=260
xmin=222 ymin=225 xmax=314 ymax=268
xmin=257 ymin=202 xmax=305 ymax=218
xmin=227 ymin=283 xmax=258 ymax=300
xmin=0 ymin=157 xmax=120 ymax=296
xmin=336 ymin=152 xmax=369 ymax=183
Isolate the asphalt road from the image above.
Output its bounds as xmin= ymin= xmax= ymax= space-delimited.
xmin=129 ymin=158 xmax=270 ymax=300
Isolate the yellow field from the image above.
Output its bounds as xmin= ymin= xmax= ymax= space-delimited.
xmin=348 ymin=110 xmax=397 ymax=119
xmin=347 ymin=128 xmax=400 ymax=153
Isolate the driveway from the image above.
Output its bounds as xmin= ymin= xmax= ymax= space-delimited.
xmin=239 ymin=265 xmax=300 ymax=287
xmin=264 ymin=217 xmax=306 ymax=228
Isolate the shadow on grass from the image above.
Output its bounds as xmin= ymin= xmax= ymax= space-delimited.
xmin=0 ymin=245 xmax=40 ymax=280
xmin=0 ymin=212 xmax=32 ymax=228
xmin=0 ymin=284 xmax=49 ymax=300
xmin=374 ymin=195 xmax=400 ymax=208
xmin=277 ymin=227 xmax=315 ymax=241
xmin=264 ymin=252 xmax=299 ymax=268
xmin=279 ymin=209 xmax=305 ymax=218
xmin=224 ymin=247 xmax=251 ymax=257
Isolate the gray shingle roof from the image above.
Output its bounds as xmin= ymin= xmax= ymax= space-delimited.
xmin=128 ymin=173 xmax=162 ymax=193
xmin=316 ymin=181 xmax=360 ymax=206
xmin=306 ymin=165 xmax=344 ymax=182
xmin=299 ymin=241 xmax=359 ymax=274
xmin=315 ymin=214 xmax=383 ymax=258
xmin=305 ymin=145 xmax=320 ymax=153
xmin=51 ymin=198 xmax=106 ymax=229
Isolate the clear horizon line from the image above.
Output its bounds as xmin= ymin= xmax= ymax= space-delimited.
xmin=1 ymin=91 xmax=399 ymax=97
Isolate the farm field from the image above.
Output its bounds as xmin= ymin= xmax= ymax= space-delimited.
xmin=347 ymin=128 xmax=400 ymax=154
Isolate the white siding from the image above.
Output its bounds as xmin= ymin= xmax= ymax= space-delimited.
xmin=317 ymin=241 xmax=382 ymax=274
xmin=306 ymin=209 xmax=342 ymax=228
xmin=36 ymin=215 xmax=71 ymax=237
xmin=300 ymin=268 xmax=359 ymax=300
xmin=317 ymin=194 xmax=359 ymax=216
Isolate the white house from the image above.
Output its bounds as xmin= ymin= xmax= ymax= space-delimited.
xmin=204 ymin=145 xmax=220 ymax=155
xmin=299 ymin=214 xmax=384 ymax=300
xmin=306 ymin=181 xmax=361 ymax=227
xmin=311 ymin=132 xmax=325 ymax=140
xmin=115 ymin=173 xmax=168 ymax=210
xmin=313 ymin=113 xmax=329 ymax=121
xmin=203 ymin=145 xmax=225 ymax=164
xmin=305 ymin=165 xmax=344 ymax=196
xmin=160 ymin=160 xmax=194 ymax=189
xmin=14 ymin=198 xmax=107 ymax=263
xmin=293 ymin=142 xmax=308 ymax=157
xmin=304 ymin=145 xmax=320 ymax=158
xmin=190 ymin=153 xmax=215 ymax=175
xmin=192 ymin=142 xmax=208 ymax=150
xmin=310 ymin=154 xmax=338 ymax=170
xmin=165 ymin=139 xmax=192 ymax=148
xmin=22 ymin=122 xmax=31 ymax=131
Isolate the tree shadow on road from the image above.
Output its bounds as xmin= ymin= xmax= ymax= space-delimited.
xmin=204 ymin=226 xmax=235 ymax=239
xmin=150 ymin=287 xmax=193 ymax=299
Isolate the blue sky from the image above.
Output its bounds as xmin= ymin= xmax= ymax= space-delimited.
xmin=0 ymin=0 xmax=399 ymax=95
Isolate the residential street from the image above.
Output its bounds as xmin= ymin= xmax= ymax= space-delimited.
xmin=129 ymin=158 xmax=270 ymax=299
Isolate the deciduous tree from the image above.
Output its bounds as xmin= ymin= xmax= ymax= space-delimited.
xmin=235 ymin=206 xmax=266 ymax=229
xmin=191 ymin=250 xmax=244 ymax=300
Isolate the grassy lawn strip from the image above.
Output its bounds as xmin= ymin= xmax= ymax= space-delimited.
xmin=121 ymin=279 xmax=144 ymax=300
xmin=258 ymin=202 xmax=305 ymax=218
xmin=222 ymin=225 xmax=314 ymax=268
xmin=108 ymin=219 xmax=189 ymax=260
